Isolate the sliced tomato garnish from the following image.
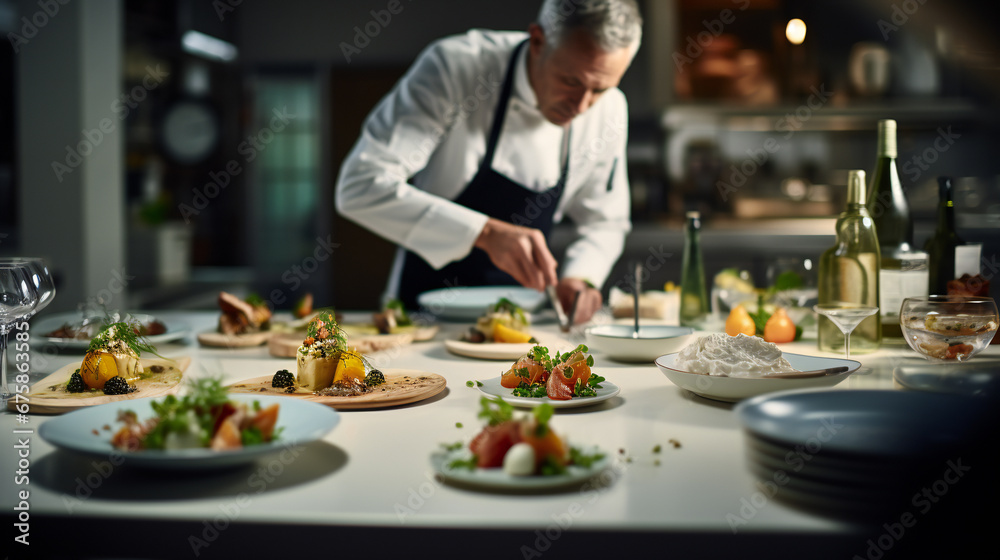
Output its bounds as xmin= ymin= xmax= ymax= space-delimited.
xmin=469 ymin=421 xmax=523 ymax=468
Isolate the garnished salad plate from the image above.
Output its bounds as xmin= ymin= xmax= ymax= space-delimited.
xmin=431 ymin=447 xmax=612 ymax=490
xmin=39 ymin=393 xmax=340 ymax=469
xmin=431 ymin=398 xmax=613 ymax=491
xmin=476 ymin=376 xmax=620 ymax=409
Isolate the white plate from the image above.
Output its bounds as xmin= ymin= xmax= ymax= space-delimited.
xmin=654 ymin=353 xmax=860 ymax=402
xmin=477 ymin=376 xmax=621 ymax=408
xmin=444 ymin=332 xmax=573 ymax=361
xmin=39 ymin=394 xmax=340 ymax=469
xmin=31 ymin=312 xmax=191 ymax=349
xmin=444 ymin=339 xmax=538 ymax=360
xmin=585 ymin=325 xmax=694 ymax=362
xmin=735 ymin=389 xmax=991 ymax=459
xmin=430 ymin=448 xmax=612 ymax=490
xmin=417 ymin=286 xmax=547 ymax=321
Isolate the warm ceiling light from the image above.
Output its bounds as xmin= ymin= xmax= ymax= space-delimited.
xmin=786 ymin=18 xmax=806 ymax=45
xmin=182 ymin=30 xmax=238 ymax=62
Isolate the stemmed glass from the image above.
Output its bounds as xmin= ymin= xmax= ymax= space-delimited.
xmin=0 ymin=263 xmax=39 ymax=403
xmin=23 ymin=259 xmax=56 ymax=319
xmin=814 ymin=303 xmax=879 ymax=360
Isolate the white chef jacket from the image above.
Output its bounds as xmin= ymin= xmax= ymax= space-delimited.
xmin=335 ymin=29 xmax=632 ymax=299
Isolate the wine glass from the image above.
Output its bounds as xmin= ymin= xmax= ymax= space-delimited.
xmin=813 ymin=303 xmax=879 ymax=360
xmin=25 ymin=259 xmax=56 ymax=318
xmin=0 ymin=263 xmax=39 ymax=403
xmin=0 ymin=258 xmax=56 ymax=319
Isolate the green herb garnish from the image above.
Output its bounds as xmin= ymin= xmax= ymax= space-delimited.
xmin=569 ymin=446 xmax=606 ymax=468
xmin=532 ymin=402 xmax=554 ymax=437
xmin=447 ymin=455 xmax=479 ymax=471
xmin=87 ymin=320 xmax=162 ymax=358
xmin=385 ymin=299 xmax=412 ymax=326
xmin=441 ymin=441 xmax=463 ymax=452
xmin=477 ymin=396 xmax=513 ymax=426
xmin=490 ymin=297 xmax=527 ymax=325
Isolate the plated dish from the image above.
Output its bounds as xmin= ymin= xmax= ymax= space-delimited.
xmin=432 ymin=397 xmax=612 ymax=490
xmin=31 ymin=313 xmax=190 ymax=349
xmin=477 ymin=376 xmax=620 ymax=409
xmin=474 ymin=344 xmax=620 ymax=408
xmin=231 ymin=311 xmax=446 ymax=409
xmin=39 ymin=393 xmax=339 ymax=469
xmin=417 ymin=286 xmax=547 ymax=321
xmin=198 ymin=292 xmax=273 ymax=347
xmin=14 ymin=321 xmax=190 ymax=414
xmin=655 ymin=352 xmax=859 ymax=402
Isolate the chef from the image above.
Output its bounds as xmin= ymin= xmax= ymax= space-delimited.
xmin=336 ymin=0 xmax=642 ymax=323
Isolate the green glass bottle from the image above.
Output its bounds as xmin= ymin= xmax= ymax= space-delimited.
xmin=866 ymin=119 xmax=915 ymax=338
xmin=924 ymin=176 xmax=965 ymax=295
xmin=818 ymin=170 xmax=882 ymax=354
xmin=680 ymin=211 xmax=708 ymax=328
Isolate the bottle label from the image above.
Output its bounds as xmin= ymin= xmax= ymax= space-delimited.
xmin=880 ymin=269 xmax=929 ymax=320
xmin=955 ymin=244 xmax=982 ymax=278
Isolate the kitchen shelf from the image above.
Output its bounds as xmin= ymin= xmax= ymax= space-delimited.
xmin=662 ymin=98 xmax=989 ymax=132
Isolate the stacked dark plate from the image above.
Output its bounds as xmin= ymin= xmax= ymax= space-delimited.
xmin=735 ymin=389 xmax=996 ymax=523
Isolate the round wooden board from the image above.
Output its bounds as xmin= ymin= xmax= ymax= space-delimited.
xmin=197 ymin=330 xmax=273 ymax=348
xmin=267 ymin=331 xmax=416 ymax=358
xmin=227 ymin=369 xmax=446 ymax=410
xmin=10 ymin=356 xmax=192 ymax=415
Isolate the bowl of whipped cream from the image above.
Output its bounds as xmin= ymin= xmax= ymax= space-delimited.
xmin=655 ymin=333 xmax=860 ymax=402
xmin=585 ymin=324 xmax=694 ymax=362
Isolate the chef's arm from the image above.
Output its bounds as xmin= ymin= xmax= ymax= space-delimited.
xmin=474 ymin=218 xmax=558 ymax=291
xmin=335 ymin=41 xmax=488 ymax=269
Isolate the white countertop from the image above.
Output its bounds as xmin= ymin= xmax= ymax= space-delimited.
xmin=4 ymin=310 xmax=996 ymax=559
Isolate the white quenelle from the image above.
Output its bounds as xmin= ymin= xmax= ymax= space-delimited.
xmin=675 ymin=333 xmax=795 ymax=377
xmin=502 ymin=442 xmax=536 ymax=476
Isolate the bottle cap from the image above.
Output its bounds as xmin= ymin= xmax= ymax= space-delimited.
xmin=847 ymin=170 xmax=866 ymax=204
xmin=877 ymin=119 xmax=897 ymax=158
xmin=685 ymin=211 xmax=700 ymax=219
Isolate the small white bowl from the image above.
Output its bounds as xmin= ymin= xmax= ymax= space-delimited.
xmin=585 ymin=325 xmax=694 ymax=362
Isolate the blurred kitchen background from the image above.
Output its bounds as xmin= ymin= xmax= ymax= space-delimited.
xmin=1 ymin=0 xmax=998 ymax=313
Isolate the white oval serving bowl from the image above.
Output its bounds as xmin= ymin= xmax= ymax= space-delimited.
xmin=654 ymin=352 xmax=861 ymax=402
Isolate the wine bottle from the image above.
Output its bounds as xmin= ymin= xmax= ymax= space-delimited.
xmin=680 ymin=211 xmax=708 ymax=328
xmin=924 ymin=176 xmax=965 ymax=295
xmin=818 ymin=170 xmax=882 ymax=354
xmin=866 ymin=119 xmax=918 ymax=338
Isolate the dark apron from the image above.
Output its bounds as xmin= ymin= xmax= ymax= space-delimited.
xmin=398 ymin=39 xmax=570 ymax=309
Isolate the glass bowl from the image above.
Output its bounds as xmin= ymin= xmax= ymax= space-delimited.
xmin=899 ymin=296 xmax=998 ymax=362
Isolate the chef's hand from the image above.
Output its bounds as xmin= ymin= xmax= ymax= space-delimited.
xmin=557 ymin=277 xmax=602 ymax=324
xmin=474 ymin=218 xmax=558 ymax=291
